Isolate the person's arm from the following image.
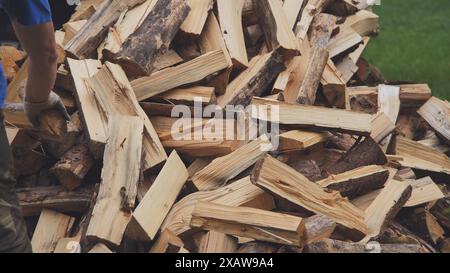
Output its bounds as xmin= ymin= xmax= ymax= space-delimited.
xmin=12 ymin=21 xmax=56 ymax=103
xmin=12 ymin=21 xmax=69 ymax=126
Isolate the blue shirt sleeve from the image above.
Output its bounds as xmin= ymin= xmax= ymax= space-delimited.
xmin=1 ymin=0 xmax=52 ymax=26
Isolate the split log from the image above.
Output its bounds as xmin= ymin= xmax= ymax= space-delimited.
xmin=282 ymin=0 xmax=305 ymax=30
xmin=10 ymin=130 xmax=47 ymax=177
xmin=126 ymin=151 xmax=188 ymax=241
xmin=318 ymin=165 xmax=389 ymax=198
xmin=405 ymin=177 xmax=445 ymax=207
xmin=180 ymin=0 xmax=214 ymax=37
xmin=327 ymin=28 xmax=362 ymax=58
xmin=198 ymin=13 xmax=233 ymax=95
xmin=398 ymin=208 xmax=445 ymax=246
xmin=396 ymin=137 xmax=450 ymax=175
xmin=86 ymin=62 xmax=167 ymax=171
xmin=191 ymin=202 xmax=306 ymax=246
xmin=429 ymin=196 xmax=450 ymax=231
xmin=217 ymin=0 xmax=248 ymax=68
xmin=152 ymin=86 xmax=216 ymax=106
xmin=65 ymin=0 xmax=146 ymax=59
xmin=251 ymin=97 xmax=389 ymax=136
xmin=255 ymin=0 xmax=300 ymax=57
xmin=131 ymin=50 xmax=229 ymax=101
xmin=114 ymin=0 xmax=191 ymax=78
xmin=162 ymin=176 xmax=275 ymax=236
xmin=325 ymin=137 xmax=387 ymax=175
xmin=51 ymin=144 xmax=95 ymax=191
xmin=149 ymin=229 xmax=185 ymax=253
xmin=63 ymin=20 xmax=87 ymax=45
xmin=198 ymin=231 xmax=238 ymax=254
xmin=305 ymin=238 xmax=427 ymax=253
xmin=378 ymin=85 xmax=400 ymax=151
xmin=67 ymin=58 xmax=105 ymax=157
xmin=320 ymin=60 xmax=347 ymax=107
xmin=31 ymin=209 xmax=75 ymax=253
xmin=336 ymin=37 xmax=369 ymax=84
xmin=153 ymin=50 xmax=184 ymax=71
xmin=295 ymin=0 xmax=331 ymax=40
xmin=296 ymin=14 xmax=335 ymax=105
xmin=344 ymin=10 xmax=379 ymax=36
xmin=192 ymin=136 xmax=272 ymax=191
xmin=100 ymin=0 xmax=156 ymax=59
xmin=251 ymin=155 xmax=369 ymax=233
xmin=418 ymin=97 xmax=450 ymax=144
xmin=304 ymin=215 xmax=336 ymax=244
xmin=86 ymin=115 xmax=144 ymax=246
xmin=278 ymin=130 xmax=330 ymax=152
xmin=16 ymin=186 xmax=93 ymax=217
xmin=364 ymin=179 xmax=412 ymax=241
xmin=217 ymin=50 xmax=285 ymax=107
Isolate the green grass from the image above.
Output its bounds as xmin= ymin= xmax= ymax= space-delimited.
xmin=363 ymin=0 xmax=450 ymax=100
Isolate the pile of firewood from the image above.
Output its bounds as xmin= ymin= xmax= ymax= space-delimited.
xmin=1 ymin=0 xmax=449 ymax=253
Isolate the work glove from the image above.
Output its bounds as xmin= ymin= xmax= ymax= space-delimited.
xmin=24 ymin=91 xmax=70 ymax=128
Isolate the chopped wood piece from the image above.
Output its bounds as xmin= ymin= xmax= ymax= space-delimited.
xmin=191 ymin=202 xmax=306 ymax=246
xmin=296 ymin=0 xmax=330 ymax=40
xmin=162 ymin=176 xmax=275 ymax=236
xmin=63 ymin=20 xmax=87 ymax=45
xmin=67 ymin=58 xmax=105 ymax=157
xmin=89 ymin=243 xmax=113 ymax=253
xmin=152 ymin=86 xmax=216 ymax=106
xmin=255 ymin=0 xmax=300 ymax=57
xmin=304 ymin=215 xmax=336 ymax=244
xmin=378 ymin=85 xmax=400 ymax=151
xmin=217 ymin=50 xmax=285 ymax=107
xmin=51 ymin=144 xmax=95 ymax=191
xmin=192 ymin=136 xmax=272 ymax=191
xmin=153 ymin=50 xmax=184 ymax=71
xmin=288 ymin=160 xmax=323 ymax=182
xmin=65 ymin=0 xmax=146 ymax=59
xmin=278 ymin=130 xmax=330 ymax=152
xmin=296 ymin=14 xmax=335 ymax=105
xmin=320 ymin=60 xmax=346 ymax=107
xmin=318 ymin=165 xmax=389 ymax=198
xmin=327 ymin=28 xmax=362 ymax=58
xmin=149 ymin=229 xmax=185 ymax=253
xmin=114 ymin=0 xmax=190 ymax=77
xmin=100 ymin=0 xmax=156 ymax=58
xmin=398 ymin=208 xmax=445 ymax=245
xmin=126 ymin=151 xmax=188 ymax=241
xmin=217 ymin=0 xmax=248 ymax=68
xmin=418 ymin=97 xmax=450 ymax=144
xmin=405 ymin=177 xmax=445 ymax=207
xmin=399 ymin=84 xmax=432 ymax=108
xmin=31 ymin=209 xmax=75 ymax=253
xmin=251 ymin=97 xmax=377 ymax=136
xmin=364 ymin=179 xmax=412 ymax=240
xmin=44 ymin=112 xmax=82 ymax=159
xmin=325 ymin=137 xmax=387 ymax=175
xmin=198 ymin=12 xmax=233 ymax=95
xmin=86 ymin=115 xmax=144 ymax=246
xmin=198 ymin=231 xmax=238 ymax=253
xmin=396 ymin=137 xmax=450 ymax=175
xmin=16 ymin=186 xmax=93 ymax=217
xmin=394 ymin=168 xmax=416 ymax=181
xmin=282 ymin=0 xmax=305 ymax=29
xmin=86 ymin=62 xmax=167 ymax=171
xmin=429 ymin=196 xmax=450 ymax=231
xmin=180 ymin=0 xmax=214 ymax=37
xmin=305 ymin=238 xmax=427 ymax=253
xmin=252 ymin=155 xmax=368 ymax=233
xmin=131 ymin=50 xmax=229 ymax=101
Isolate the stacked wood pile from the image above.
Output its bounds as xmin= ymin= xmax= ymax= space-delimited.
xmin=1 ymin=0 xmax=449 ymax=253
